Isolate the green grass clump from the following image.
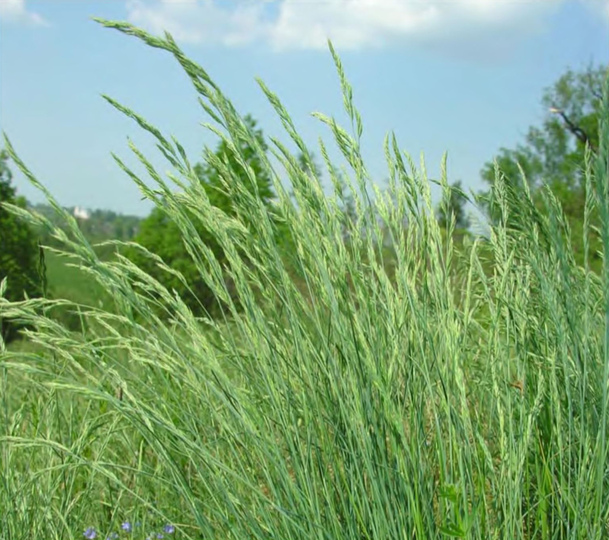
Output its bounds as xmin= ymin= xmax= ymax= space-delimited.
xmin=1 ymin=19 xmax=608 ymax=540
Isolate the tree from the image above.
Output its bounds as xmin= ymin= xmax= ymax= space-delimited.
xmin=0 ymin=149 xmax=43 ymax=343
xmin=479 ymin=64 xmax=605 ymax=213
xmin=436 ymin=180 xmax=470 ymax=231
xmin=295 ymin=151 xmax=357 ymax=242
xmin=477 ymin=63 xmax=607 ymax=263
xmin=128 ymin=115 xmax=287 ymax=317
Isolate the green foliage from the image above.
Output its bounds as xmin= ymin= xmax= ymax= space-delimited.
xmin=195 ymin=114 xmax=275 ymax=208
xmin=480 ymin=64 xmax=605 ymax=198
xmin=16 ymin=203 xmax=141 ymax=330
xmin=478 ymin=63 xmax=607 ymax=268
xmin=32 ymin=203 xmax=141 ymax=259
xmin=127 ymin=115 xmax=290 ymax=317
xmin=75 ymin=208 xmax=141 ymax=260
xmin=0 ymin=148 xmax=43 ymax=343
xmin=2 ymin=19 xmax=609 ymax=540
xmin=42 ymin=250 xmax=113 ymax=332
xmin=74 ymin=208 xmax=141 ymax=242
xmin=436 ymin=180 xmax=470 ymax=231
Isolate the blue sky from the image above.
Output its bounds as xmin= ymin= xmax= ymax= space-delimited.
xmin=1 ymin=0 xmax=607 ymax=218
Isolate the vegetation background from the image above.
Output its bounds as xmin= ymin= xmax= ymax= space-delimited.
xmin=1 ymin=18 xmax=608 ymax=540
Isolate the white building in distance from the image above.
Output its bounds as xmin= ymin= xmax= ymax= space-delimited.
xmin=73 ymin=206 xmax=90 ymax=220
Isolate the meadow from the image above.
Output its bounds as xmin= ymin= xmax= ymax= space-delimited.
xmin=1 ymin=19 xmax=609 ymax=540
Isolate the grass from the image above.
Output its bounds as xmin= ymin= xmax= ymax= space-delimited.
xmin=44 ymin=250 xmax=112 ymax=306
xmin=1 ymin=18 xmax=609 ymax=540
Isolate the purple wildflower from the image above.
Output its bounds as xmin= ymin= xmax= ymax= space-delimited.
xmin=121 ymin=522 xmax=133 ymax=533
xmin=83 ymin=527 xmax=97 ymax=539
xmin=163 ymin=525 xmax=175 ymax=534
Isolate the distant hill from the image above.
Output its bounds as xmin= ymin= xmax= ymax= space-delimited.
xmin=30 ymin=202 xmax=142 ymax=251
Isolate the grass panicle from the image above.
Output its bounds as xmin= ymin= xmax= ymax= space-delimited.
xmin=1 ymin=19 xmax=608 ymax=540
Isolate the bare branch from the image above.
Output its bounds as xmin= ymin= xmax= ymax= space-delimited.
xmin=550 ymin=106 xmax=598 ymax=153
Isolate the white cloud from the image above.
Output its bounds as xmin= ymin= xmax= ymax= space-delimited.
xmin=267 ymin=0 xmax=441 ymax=50
xmin=126 ymin=0 xmax=268 ymax=46
xmin=124 ymin=0 xmax=602 ymax=54
xmin=0 ymin=0 xmax=49 ymax=26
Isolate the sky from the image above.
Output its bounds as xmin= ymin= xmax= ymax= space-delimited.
xmin=0 ymin=0 xmax=608 ymax=219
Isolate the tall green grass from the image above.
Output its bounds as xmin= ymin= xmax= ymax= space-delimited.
xmin=1 ymin=19 xmax=608 ymax=539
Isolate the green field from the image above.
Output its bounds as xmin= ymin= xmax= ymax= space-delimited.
xmin=45 ymin=250 xmax=112 ymax=308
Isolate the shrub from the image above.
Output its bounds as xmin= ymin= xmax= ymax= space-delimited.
xmin=0 ymin=148 xmax=43 ymax=343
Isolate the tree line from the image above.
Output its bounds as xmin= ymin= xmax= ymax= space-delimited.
xmin=1 ymin=62 xmax=606 ymax=342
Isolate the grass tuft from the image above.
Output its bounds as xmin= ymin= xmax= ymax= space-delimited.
xmin=1 ymin=19 xmax=608 ymax=540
